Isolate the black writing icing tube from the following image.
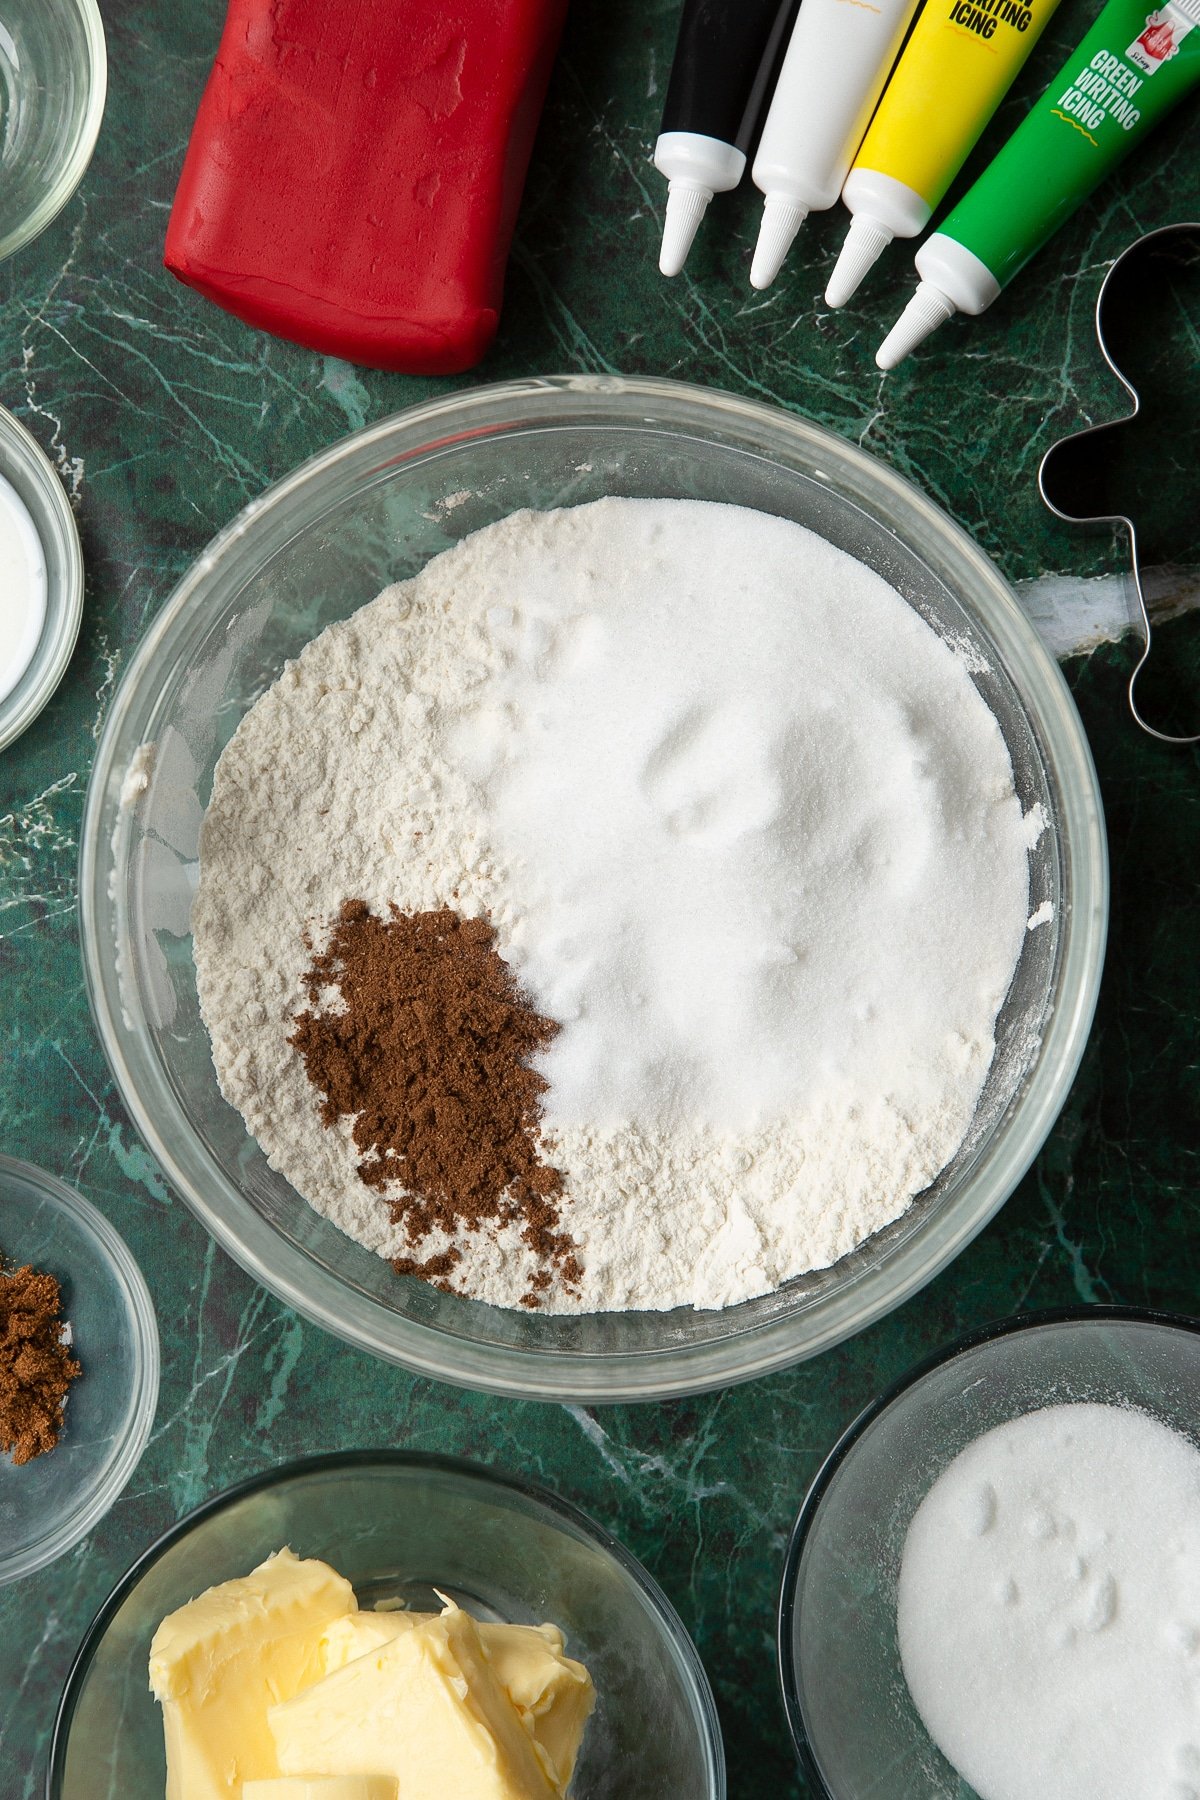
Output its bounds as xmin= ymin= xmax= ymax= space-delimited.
xmin=654 ymin=0 xmax=799 ymax=276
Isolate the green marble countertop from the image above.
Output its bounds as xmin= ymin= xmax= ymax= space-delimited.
xmin=2 ymin=1 xmax=1198 ymax=1794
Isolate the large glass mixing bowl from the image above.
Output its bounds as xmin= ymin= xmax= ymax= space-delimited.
xmin=79 ymin=376 xmax=1107 ymax=1402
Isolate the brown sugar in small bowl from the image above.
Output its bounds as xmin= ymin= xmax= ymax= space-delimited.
xmin=0 ymin=1157 xmax=158 ymax=1584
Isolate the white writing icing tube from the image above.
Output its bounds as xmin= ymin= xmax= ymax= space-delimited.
xmin=750 ymin=0 xmax=924 ymax=289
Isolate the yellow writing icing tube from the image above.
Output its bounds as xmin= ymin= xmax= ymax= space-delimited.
xmin=825 ymin=0 xmax=1063 ymax=304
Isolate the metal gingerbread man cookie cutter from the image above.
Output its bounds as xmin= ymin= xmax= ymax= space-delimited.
xmin=1039 ymin=221 xmax=1200 ymax=747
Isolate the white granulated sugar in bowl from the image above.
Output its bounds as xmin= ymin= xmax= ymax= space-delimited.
xmin=192 ymin=496 xmax=1035 ymax=1314
xmin=898 ymin=1403 xmax=1200 ymax=1800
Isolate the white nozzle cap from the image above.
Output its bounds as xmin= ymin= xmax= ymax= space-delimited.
xmin=750 ymin=196 xmax=809 ymax=290
xmin=825 ymin=216 xmax=895 ymax=308
xmin=876 ymin=281 xmax=957 ymax=371
xmin=659 ymin=182 xmax=713 ymax=278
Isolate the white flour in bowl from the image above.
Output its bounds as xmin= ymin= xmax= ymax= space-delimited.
xmin=192 ymin=498 xmax=1034 ymax=1313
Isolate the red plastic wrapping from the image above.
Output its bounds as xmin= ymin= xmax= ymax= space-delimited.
xmin=165 ymin=0 xmax=568 ymax=373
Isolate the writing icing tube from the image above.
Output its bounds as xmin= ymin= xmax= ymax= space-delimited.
xmin=878 ymin=0 xmax=1200 ymax=366
xmin=826 ymin=0 xmax=1063 ymax=305
xmin=750 ymin=0 xmax=923 ymax=289
xmin=654 ymin=0 xmax=799 ymax=276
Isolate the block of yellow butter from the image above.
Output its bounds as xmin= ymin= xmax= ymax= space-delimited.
xmin=270 ymin=1601 xmax=562 ymax=1800
xmin=318 ymin=1609 xmax=593 ymax=1791
xmin=243 ymin=1783 xmax=396 ymax=1799
xmin=148 ymin=1548 xmax=355 ymax=1800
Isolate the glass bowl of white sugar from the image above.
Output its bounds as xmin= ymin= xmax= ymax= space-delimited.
xmin=779 ymin=1307 xmax=1200 ymax=1799
xmin=0 ymin=405 xmax=84 ymax=751
xmin=80 ymin=376 xmax=1107 ymax=1402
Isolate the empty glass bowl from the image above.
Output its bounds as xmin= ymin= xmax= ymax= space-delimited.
xmin=0 ymin=1157 xmax=158 ymax=1584
xmin=48 ymin=1451 xmax=725 ymax=1800
xmin=80 ymin=375 xmax=1107 ymax=1401
xmin=778 ymin=1307 xmax=1200 ymax=1798
xmin=0 ymin=0 xmax=106 ymax=262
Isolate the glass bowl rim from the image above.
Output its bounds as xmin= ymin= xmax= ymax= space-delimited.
xmin=46 ymin=1445 xmax=727 ymax=1800
xmin=0 ymin=406 xmax=85 ymax=752
xmin=0 ymin=1154 xmax=160 ymax=1584
xmin=0 ymin=0 xmax=108 ymax=265
xmin=775 ymin=1301 xmax=1200 ymax=1796
xmin=79 ymin=372 xmax=1108 ymax=1402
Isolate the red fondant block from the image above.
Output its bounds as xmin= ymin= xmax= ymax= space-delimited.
xmin=165 ymin=0 xmax=567 ymax=373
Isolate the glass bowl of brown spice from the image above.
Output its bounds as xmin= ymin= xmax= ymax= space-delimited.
xmin=0 ymin=1157 xmax=158 ymax=1585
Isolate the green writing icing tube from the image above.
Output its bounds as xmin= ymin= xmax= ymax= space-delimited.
xmin=877 ymin=0 xmax=1200 ymax=367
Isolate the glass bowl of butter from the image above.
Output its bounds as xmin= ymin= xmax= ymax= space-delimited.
xmin=80 ymin=373 xmax=1107 ymax=1402
xmin=48 ymin=1450 xmax=725 ymax=1800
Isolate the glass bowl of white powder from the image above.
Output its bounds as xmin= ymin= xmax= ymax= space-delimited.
xmin=778 ymin=1306 xmax=1200 ymax=1799
xmin=0 ymin=404 xmax=85 ymax=752
xmin=80 ymin=375 xmax=1107 ymax=1401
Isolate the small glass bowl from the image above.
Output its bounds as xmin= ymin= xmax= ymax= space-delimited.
xmin=80 ymin=375 xmax=1108 ymax=1402
xmin=777 ymin=1307 xmax=1200 ymax=1798
xmin=0 ymin=1157 xmax=159 ymax=1585
xmin=0 ymin=407 xmax=84 ymax=752
xmin=0 ymin=0 xmax=107 ymax=263
xmin=48 ymin=1450 xmax=726 ymax=1800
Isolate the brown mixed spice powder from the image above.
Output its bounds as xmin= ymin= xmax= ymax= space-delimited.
xmin=291 ymin=901 xmax=581 ymax=1306
xmin=0 ymin=1262 xmax=81 ymax=1466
